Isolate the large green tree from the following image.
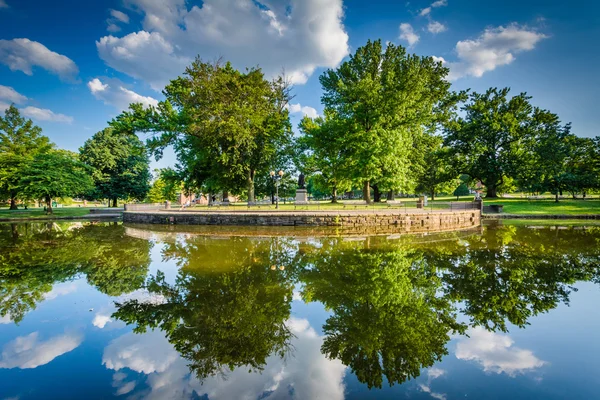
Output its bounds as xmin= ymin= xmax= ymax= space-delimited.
xmin=444 ymin=88 xmax=569 ymax=198
xmin=413 ymin=133 xmax=459 ymax=200
xmin=79 ymin=128 xmax=151 ymax=207
xmin=0 ymin=105 xmax=53 ymax=209
xmin=19 ymin=150 xmax=94 ymax=214
xmin=111 ymin=59 xmax=292 ymax=202
xmin=319 ymin=39 xmax=455 ymax=202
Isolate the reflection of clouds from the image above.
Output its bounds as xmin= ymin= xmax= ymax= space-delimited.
xmin=418 ymin=367 xmax=447 ymax=400
xmin=0 ymin=313 xmax=13 ymax=324
xmin=43 ymin=282 xmax=78 ymax=300
xmin=116 ymin=290 xmax=166 ymax=305
xmin=456 ymin=327 xmax=547 ymax=376
xmin=102 ymin=317 xmax=346 ymax=399
xmin=92 ymin=313 xmax=112 ymax=329
xmin=0 ymin=331 xmax=83 ymax=369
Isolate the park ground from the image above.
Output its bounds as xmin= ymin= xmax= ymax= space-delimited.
xmin=2 ymin=195 xmax=600 ymax=220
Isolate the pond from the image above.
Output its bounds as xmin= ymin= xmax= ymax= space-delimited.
xmin=1 ymin=220 xmax=600 ymax=400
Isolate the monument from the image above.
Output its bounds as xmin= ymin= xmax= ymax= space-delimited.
xmin=295 ymin=173 xmax=309 ymax=204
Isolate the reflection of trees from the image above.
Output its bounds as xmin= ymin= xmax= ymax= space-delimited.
xmin=0 ymin=222 xmax=152 ymax=323
xmin=113 ymin=236 xmax=297 ymax=381
xmin=426 ymin=224 xmax=600 ymax=332
xmin=299 ymin=239 xmax=466 ymax=389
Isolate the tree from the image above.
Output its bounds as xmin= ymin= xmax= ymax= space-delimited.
xmin=414 ymin=134 xmax=459 ymax=200
xmin=19 ymin=151 xmax=94 ymax=214
xmin=296 ymin=113 xmax=352 ymax=202
xmin=111 ymin=59 xmax=292 ymax=203
xmin=147 ymin=169 xmax=179 ymax=203
xmin=453 ymin=183 xmax=470 ymax=200
xmin=319 ymin=39 xmax=455 ymax=202
xmin=444 ymin=88 xmax=568 ymax=198
xmin=80 ymin=128 xmax=150 ymax=207
xmin=0 ymin=105 xmax=53 ymax=209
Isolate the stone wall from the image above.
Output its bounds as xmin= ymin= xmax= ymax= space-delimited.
xmin=124 ymin=210 xmax=480 ymax=233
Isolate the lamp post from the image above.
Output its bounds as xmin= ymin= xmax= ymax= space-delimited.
xmin=270 ymin=170 xmax=284 ymax=209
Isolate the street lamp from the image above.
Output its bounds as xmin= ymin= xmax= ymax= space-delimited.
xmin=270 ymin=170 xmax=284 ymax=209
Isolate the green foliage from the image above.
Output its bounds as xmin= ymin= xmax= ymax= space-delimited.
xmin=453 ymin=183 xmax=470 ymax=198
xmin=79 ymin=128 xmax=151 ymax=206
xmin=0 ymin=105 xmax=53 ymax=208
xmin=110 ymin=59 xmax=292 ymax=202
xmin=147 ymin=169 xmax=179 ymax=203
xmin=414 ymin=134 xmax=460 ymax=200
xmin=319 ymin=39 xmax=457 ymax=201
xmin=19 ymin=150 xmax=94 ymax=213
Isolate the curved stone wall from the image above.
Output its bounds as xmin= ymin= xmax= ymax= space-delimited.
xmin=124 ymin=209 xmax=480 ymax=233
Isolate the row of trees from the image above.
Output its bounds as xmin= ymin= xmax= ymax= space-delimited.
xmin=0 ymin=106 xmax=152 ymax=212
xmin=106 ymin=39 xmax=598 ymax=203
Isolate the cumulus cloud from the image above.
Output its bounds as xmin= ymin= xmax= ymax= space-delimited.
xmin=43 ymin=282 xmax=78 ymax=300
xmin=93 ymin=313 xmax=112 ymax=329
xmin=399 ymin=23 xmax=419 ymax=46
xmin=21 ymin=106 xmax=73 ymax=123
xmin=88 ymin=77 xmax=159 ymax=111
xmin=443 ymin=24 xmax=548 ymax=80
xmin=418 ymin=367 xmax=447 ymax=400
xmin=287 ymin=103 xmax=318 ymax=119
xmin=102 ymin=317 xmax=346 ymax=399
xmin=0 ymin=84 xmax=27 ymax=104
xmin=0 ymin=332 xmax=83 ymax=369
xmin=106 ymin=9 xmax=130 ymax=32
xmin=455 ymin=327 xmax=547 ymax=376
xmin=110 ymin=9 xmax=130 ymax=24
xmin=428 ymin=21 xmax=447 ymax=34
xmin=0 ymin=313 xmax=13 ymax=324
xmin=97 ymin=0 xmax=349 ymax=90
xmin=0 ymin=38 xmax=79 ymax=82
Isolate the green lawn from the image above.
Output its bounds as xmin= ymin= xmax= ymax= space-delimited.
xmin=476 ymin=198 xmax=600 ymax=215
xmin=0 ymin=207 xmax=92 ymax=220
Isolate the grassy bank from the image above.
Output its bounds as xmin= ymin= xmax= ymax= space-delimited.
xmin=0 ymin=207 xmax=92 ymax=220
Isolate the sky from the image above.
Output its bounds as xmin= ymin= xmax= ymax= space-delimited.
xmin=0 ymin=0 xmax=598 ymax=170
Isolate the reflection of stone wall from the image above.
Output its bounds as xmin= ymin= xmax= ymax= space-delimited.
xmin=124 ymin=210 xmax=480 ymax=233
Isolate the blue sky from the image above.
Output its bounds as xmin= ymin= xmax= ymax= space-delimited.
xmin=0 ymin=0 xmax=598 ymax=170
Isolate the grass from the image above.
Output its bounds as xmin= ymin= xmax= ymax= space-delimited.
xmin=476 ymin=198 xmax=600 ymax=215
xmin=0 ymin=207 xmax=93 ymax=220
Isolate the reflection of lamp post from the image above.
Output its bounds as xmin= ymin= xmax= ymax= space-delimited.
xmin=270 ymin=170 xmax=284 ymax=209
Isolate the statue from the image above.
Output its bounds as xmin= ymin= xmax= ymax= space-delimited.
xmin=298 ymin=173 xmax=306 ymax=189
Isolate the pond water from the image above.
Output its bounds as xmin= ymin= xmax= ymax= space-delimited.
xmin=1 ymin=220 xmax=600 ymax=400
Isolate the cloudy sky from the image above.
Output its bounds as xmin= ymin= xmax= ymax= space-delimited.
xmin=0 ymin=0 xmax=598 ymax=168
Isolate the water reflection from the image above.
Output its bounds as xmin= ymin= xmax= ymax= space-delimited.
xmin=1 ymin=221 xmax=600 ymax=399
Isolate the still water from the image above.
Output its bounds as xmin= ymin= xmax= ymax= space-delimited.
xmin=1 ymin=220 xmax=600 ymax=400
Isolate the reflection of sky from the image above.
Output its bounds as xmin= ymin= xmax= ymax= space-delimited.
xmin=1 ymin=234 xmax=600 ymax=399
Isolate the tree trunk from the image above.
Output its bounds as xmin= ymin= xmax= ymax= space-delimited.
xmin=46 ymin=195 xmax=53 ymax=215
xmin=363 ymin=181 xmax=371 ymax=204
xmin=222 ymin=191 xmax=229 ymax=203
xmin=247 ymin=170 xmax=255 ymax=203
xmin=387 ymin=191 xmax=394 ymax=201
xmin=373 ymin=184 xmax=381 ymax=203
xmin=485 ymin=184 xmax=498 ymax=198
xmin=430 ymin=190 xmax=435 ymax=201
xmin=112 ymin=197 xmax=118 ymax=207
xmin=555 ymin=191 xmax=559 ymax=203
xmin=331 ymin=186 xmax=338 ymax=203
xmin=9 ymin=196 xmax=17 ymax=210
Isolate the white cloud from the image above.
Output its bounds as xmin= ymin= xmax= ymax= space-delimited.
xmin=88 ymin=77 xmax=159 ymax=111
xmin=418 ymin=367 xmax=447 ymax=400
xmin=102 ymin=317 xmax=346 ymax=400
xmin=0 ymin=332 xmax=83 ymax=369
xmin=107 ymin=23 xmax=121 ymax=33
xmin=0 ymin=85 xmax=27 ymax=104
xmin=110 ymin=9 xmax=130 ymax=24
xmin=97 ymin=0 xmax=349 ymax=91
xmin=93 ymin=313 xmax=112 ymax=329
xmin=432 ymin=56 xmax=447 ymax=65
xmin=455 ymin=327 xmax=547 ymax=376
xmin=0 ymin=0 xmax=7 ymax=9
xmin=21 ymin=106 xmax=73 ymax=123
xmin=0 ymin=313 xmax=13 ymax=324
xmin=428 ymin=21 xmax=447 ymax=34
xmin=43 ymin=282 xmax=78 ymax=300
xmin=399 ymin=23 xmax=419 ymax=46
xmin=444 ymin=24 xmax=548 ymax=80
xmin=0 ymin=38 xmax=79 ymax=82
xmin=287 ymin=103 xmax=318 ymax=119
xmin=420 ymin=0 xmax=447 ymax=16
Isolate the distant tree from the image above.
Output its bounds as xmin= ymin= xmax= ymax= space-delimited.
xmin=453 ymin=183 xmax=470 ymax=200
xmin=444 ymin=88 xmax=564 ymax=198
xmin=297 ymin=113 xmax=352 ymax=202
xmin=147 ymin=169 xmax=179 ymax=203
xmin=19 ymin=151 xmax=94 ymax=214
xmin=319 ymin=39 xmax=456 ymax=202
xmin=0 ymin=105 xmax=53 ymax=209
xmin=413 ymin=134 xmax=459 ymax=200
xmin=79 ymin=128 xmax=151 ymax=207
